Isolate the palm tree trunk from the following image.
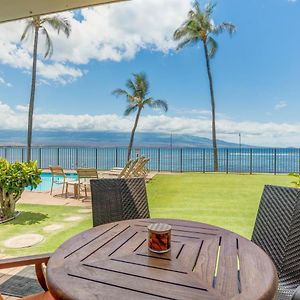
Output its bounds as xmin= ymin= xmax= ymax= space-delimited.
xmin=203 ymin=41 xmax=218 ymax=172
xmin=27 ymin=24 xmax=39 ymax=162
xmin=127 ymin=107 xmax=142 ymax=162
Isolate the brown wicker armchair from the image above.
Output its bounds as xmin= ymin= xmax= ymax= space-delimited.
xmin=252 ymin=185 xmax=300 ymax=300
xmin=90 ymin=177 xmax=150 ymax=227
xmin=0 ymin=253 xmax=53 ymax=300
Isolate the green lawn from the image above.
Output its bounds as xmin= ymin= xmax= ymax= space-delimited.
xmin=0 ymin=173 xmax=292 ymax=256
xmin=0 ymin=204 xmax=92 ymax=257
xmin=147 ymin=173 xmax=291 ymax=238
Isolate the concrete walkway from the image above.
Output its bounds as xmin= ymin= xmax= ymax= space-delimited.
xmin=19 ymin=190 xmax=91 ymax=207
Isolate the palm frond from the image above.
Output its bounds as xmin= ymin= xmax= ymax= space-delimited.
xmin=204 ymin=2 xmax=217 ymax=18
xmin=20 ymin=20 xmax=34 ymax=42
xmin=213 ymin=22 xmax=236 ymax=36
xmin=143 ymin=98 xmax=168 ymax=112
xmin=176 ymin=36 xmax=199 ymax=50
xmin=207 ymin=36 xmax=218 ymax=58
xmin=43 ymin=16 xmax=71 ymax=37
xmin=125 ymin=79 xmax=137 ymax=95
xmin=40 ymin=28 xmax=53 ymax=58
xmin=124 ymin=104 xmax=138 ymax=116
xmin=133 ymin=73 xmax=149 ymax=99
xmin=112 ymin=88 xmax=129 ymax=98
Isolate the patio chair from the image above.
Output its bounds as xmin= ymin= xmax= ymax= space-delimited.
xmin=0 ymin=253 xmax=54 ymax=300
xmin=49 ymin=166 xmax=67 ymax=195
xmin=49 ymin=166 xmax=77 ymax=196
xmin=75 ymin=168 xmax=99 ymax=200
xmin=251 ymin=185 xmax=300 ymax=300
xmin=90 ymin=177 xmax=150 ymax=227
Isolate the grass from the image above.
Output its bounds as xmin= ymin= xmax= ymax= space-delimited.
xmin=0 ymin=173 xmax=292 ymax=256
xmin=0 ymin=204 xmax=92 ymax=257
xmin=147 ymin=173 xmax=291 ymax=238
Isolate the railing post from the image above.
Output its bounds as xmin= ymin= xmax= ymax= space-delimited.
xmin=202 ymin=149 xmax=206 ymax=173
xmin=95 ymin=148 xmax=98 ymax=169
xmin=170 ymin=147 xmax=173 ymax=173
xmin=250 ymin=148 xmax=253 ymax=175
xmin=274 ymin=148 xmax=277 ymax=175
xmin=76 ymin=148 xmax=79 ymax=169
xmin=57 ymin=148 xmax=60 ymax=166
xmin=21 ymin=147 xmax=24 ymax=162
xmin=158 ymin=148 xmax=161 ymax=172
xmin=115 ymin=147 xmax=118 ymax=167
xmin=180 ymin=148 xmax=183 ymax=173
xmin=226 ymin=149 xmax=229 ymax=174
xmin=39 ymin=147 xmax=42 ymax=168
xmin=298 ymin=148 xmax=300 ymax=175
xmin=4 ymin=147 xmax=7 ymax=159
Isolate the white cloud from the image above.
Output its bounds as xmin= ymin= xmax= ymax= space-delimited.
xmin=0 ymin=101 xmax=300 ymax=147
xmin=288 ymin=0 xmax=297 ymax=3
xmin=0 ymin=0 xmax=192 ymax=83
xmin=274 ymin=100 xmax=287 ymax=110
xmin=15 ymin=105 xmax=28 ymax=112
xmin=0 ymin=76 xmax=12 ymax=87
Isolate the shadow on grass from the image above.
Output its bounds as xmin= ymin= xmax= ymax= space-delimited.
xmin=4 ymin=211 xmax=48 ymax=225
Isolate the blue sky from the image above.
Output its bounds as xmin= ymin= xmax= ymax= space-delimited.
xmin=0 ymin=0 xmax=299 ymax=146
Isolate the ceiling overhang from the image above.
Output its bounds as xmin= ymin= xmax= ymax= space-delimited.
xmin=0 ymin=0 xmax=126 ymax=23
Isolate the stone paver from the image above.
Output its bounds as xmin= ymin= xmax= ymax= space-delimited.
xmin=64 ymin=215 xmax=83 ymax=222
xmin=43 ymin=224 xmax=64 ymax=232
xmin=77 ymin=209 xmax=92 ymax=214
xmin=4 ymin=234 xmax=44 ymax=249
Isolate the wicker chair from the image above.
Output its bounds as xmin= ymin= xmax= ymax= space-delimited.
xmin=251 ymin=185 xmax=300 ymax=300
xmin=90 ymin=177 xmax=150 ymax=227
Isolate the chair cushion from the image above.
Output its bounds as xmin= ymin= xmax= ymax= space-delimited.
xmin=22 ymin=291 xmax=55 ymax=300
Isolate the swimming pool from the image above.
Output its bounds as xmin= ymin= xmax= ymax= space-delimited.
xmin=26 ymin=172 xmax=78 ymax=192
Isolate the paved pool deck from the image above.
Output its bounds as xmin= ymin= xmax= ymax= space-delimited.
xmin=19 ymin=171 xmax=157 ymax=207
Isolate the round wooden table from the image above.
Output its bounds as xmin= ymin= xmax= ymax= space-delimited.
xmin=47 ymin=219 xmax=278 ymax=300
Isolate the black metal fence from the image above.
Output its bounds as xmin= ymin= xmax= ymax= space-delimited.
xmin=0 ymin=146 xmax=299 ymax=174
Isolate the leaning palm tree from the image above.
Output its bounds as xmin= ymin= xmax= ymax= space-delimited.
xmin=112 ymin=73 xmax=168 ymax=162
xmin=173 ymin=1 xmax=235 ymax=172
xmin=21 ymin=15 xmax=71 ymax=162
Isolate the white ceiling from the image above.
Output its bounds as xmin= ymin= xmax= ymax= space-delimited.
xmin=0 ymin=0 xmax=126 ymax=23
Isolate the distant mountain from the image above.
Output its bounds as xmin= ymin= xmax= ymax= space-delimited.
xmin=0 ymin=130 xmax=250 ymax=148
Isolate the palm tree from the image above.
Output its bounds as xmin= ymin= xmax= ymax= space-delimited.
xmin=173 ymin=1 xmax=236 ymax=172
xmin=112 ymin=73 xmax=168 ymax=162
xmin=21 ymin=15 xmax=71 ymax=162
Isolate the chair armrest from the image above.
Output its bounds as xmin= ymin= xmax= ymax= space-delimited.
xmin=0 ymin=253 xmax=52 ymax=291
xmin=0 ymin=253 xmax=51 ymax=269
xmin=292 ymin=286 xmax=300 ymax=300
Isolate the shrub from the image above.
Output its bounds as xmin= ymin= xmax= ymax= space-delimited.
xmin=288 ymin=172 xmax=300 ymax=188
xmin=0 ymin=159 xmax=41 ymax=221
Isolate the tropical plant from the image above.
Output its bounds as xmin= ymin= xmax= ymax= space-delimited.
xmin=289 ymin=172 xmax=300 ymax=188
xmin=0 ymin=159 xmax=41 ymax=221
xmin=112 ymin=73 xmax=168 ymax=161
xmin=21 ymin=15 xmax=71 ymax=162
xmin=173 ymin=1 xmax=236 ymax=171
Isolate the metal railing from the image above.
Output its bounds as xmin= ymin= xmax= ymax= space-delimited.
xmin=0 ymin=146 xmax=299 ymax=174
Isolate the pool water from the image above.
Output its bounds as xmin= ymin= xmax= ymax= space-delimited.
xmin=26 ymin=172 xmax=78 ymax=192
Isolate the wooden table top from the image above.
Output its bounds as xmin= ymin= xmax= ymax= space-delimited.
xmin=47 ymin=219 xmax=278 ymax=300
